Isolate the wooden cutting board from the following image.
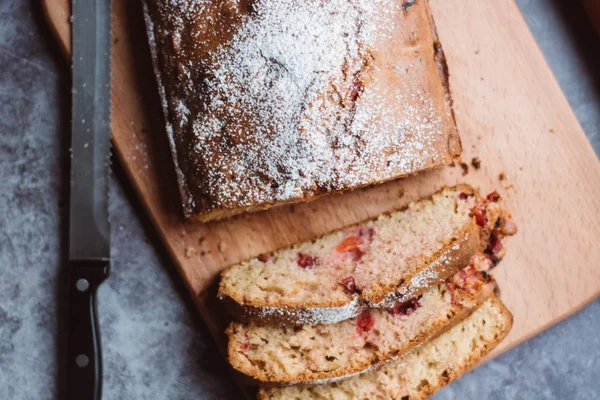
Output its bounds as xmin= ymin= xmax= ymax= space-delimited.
xmin=44 ymin=0 xmax=600 ymax=392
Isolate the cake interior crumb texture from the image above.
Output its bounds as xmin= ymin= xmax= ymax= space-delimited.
xmin=143 ymin=0 xmax=460 ymax=220
xmin=258 ymin=296 xmax=513 ymax=400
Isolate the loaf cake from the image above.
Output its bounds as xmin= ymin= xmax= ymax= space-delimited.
xmin=226 ymin=260 xmax=496 ymax=384
xmin=258 ymin=295 xmax=513 ymax=399
xmin=142 ymin=0 xmax=461 ymax=221
xmin=219 ymin=185 xmax=517 ymax=325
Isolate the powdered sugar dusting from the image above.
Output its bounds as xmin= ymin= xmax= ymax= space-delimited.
xmin=220 ymin=294 xmax=367 ymax=325
xmin=145 ymin=0 xmax=458 ymax=215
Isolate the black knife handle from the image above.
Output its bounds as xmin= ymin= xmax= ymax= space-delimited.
xmin=66 ymin=261 xmax=110 ymax=400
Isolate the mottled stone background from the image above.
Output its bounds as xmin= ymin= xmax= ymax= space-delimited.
xmin=0 ymin=0 xmax=598 ymax=399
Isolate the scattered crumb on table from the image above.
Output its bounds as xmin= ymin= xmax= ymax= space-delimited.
xmin=499 ymin=172 xmax=507 ymax=181
xmin=184 ymin=247 xmax=196 ymax=258
xmin=471 ymin=157 xmax=481 ymax=169
xmin=460 ymin=162 xmax=469 ymax=176
xmin=218 ymin=242 xmax=227 ymax=253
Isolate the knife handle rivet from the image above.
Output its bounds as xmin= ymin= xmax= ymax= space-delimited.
xmin=75 ymin=354 xmax=89 ymax=368
xmin=76 ymin=279 xmax=90 ymax=292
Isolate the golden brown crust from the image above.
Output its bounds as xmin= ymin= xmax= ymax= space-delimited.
xmin=142 ymin=0 xmax=461 ymax=221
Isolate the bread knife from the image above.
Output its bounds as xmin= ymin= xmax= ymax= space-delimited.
xmin=66 ymin=0 xmax=111 ymax=399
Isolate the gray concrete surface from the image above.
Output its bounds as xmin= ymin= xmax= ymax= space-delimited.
xmin=0 ymin=0 xmax=598 ymax=399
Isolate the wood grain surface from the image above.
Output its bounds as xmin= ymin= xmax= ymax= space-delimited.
xmin=44 ymin=0 xmax=600 ymax=389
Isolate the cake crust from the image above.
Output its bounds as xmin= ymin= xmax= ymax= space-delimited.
xmin=142 ymin=0 xmax=460 ymax=221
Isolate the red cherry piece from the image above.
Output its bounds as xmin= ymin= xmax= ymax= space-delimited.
xmin=257 ymin=253 xmax=272 ymax=263
xmin=356 ymin=311 xmax=375 ymax=335
xmin=486 ymin=191 xmax=501 ymax=202
xmin=472 ymin=199 xmax=488 ymax=227
xmin=340 ymin=276 xmax=359 ymax=294
xmin=389 ymin=297 xmax=421 ymax=317
xmin=296 ymin=252 xmax=319 ymax=269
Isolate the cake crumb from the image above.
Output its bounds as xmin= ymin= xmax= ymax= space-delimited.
xmin=477 ymin=135 xmax=483 ymax=140
xmin=474 ymin=49 xmax=479 ymax=54
xmin=460 ymin=162 xmax=469 ymax=176
xmin=519 ymin=166 xmax=524 ymax=171
xmin=471 ymin=157 xmax=481 ymax=169
xmin=184 ymin=247 xmax=196 ymax=258
xmin=218 ymin=242 xmax=227 ymax=253
xmin=549 ymin=128 xmax=554 ymax=134
xmin=499 ymin=172 xmax=507 ymax=181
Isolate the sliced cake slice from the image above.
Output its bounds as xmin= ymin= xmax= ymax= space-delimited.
xmin=219 ymin=185 xmax=516 ymax=325
xmin=226 ymin=260 xmax=496 ymax=384
xmin=258 ymin=295 xmax=513 ymax=400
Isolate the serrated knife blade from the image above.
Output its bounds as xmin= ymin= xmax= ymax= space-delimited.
xmin=66 ymin=0 xmax=111 ymax=399
xmin=70 ymin=0 xmax=111 ymax=261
